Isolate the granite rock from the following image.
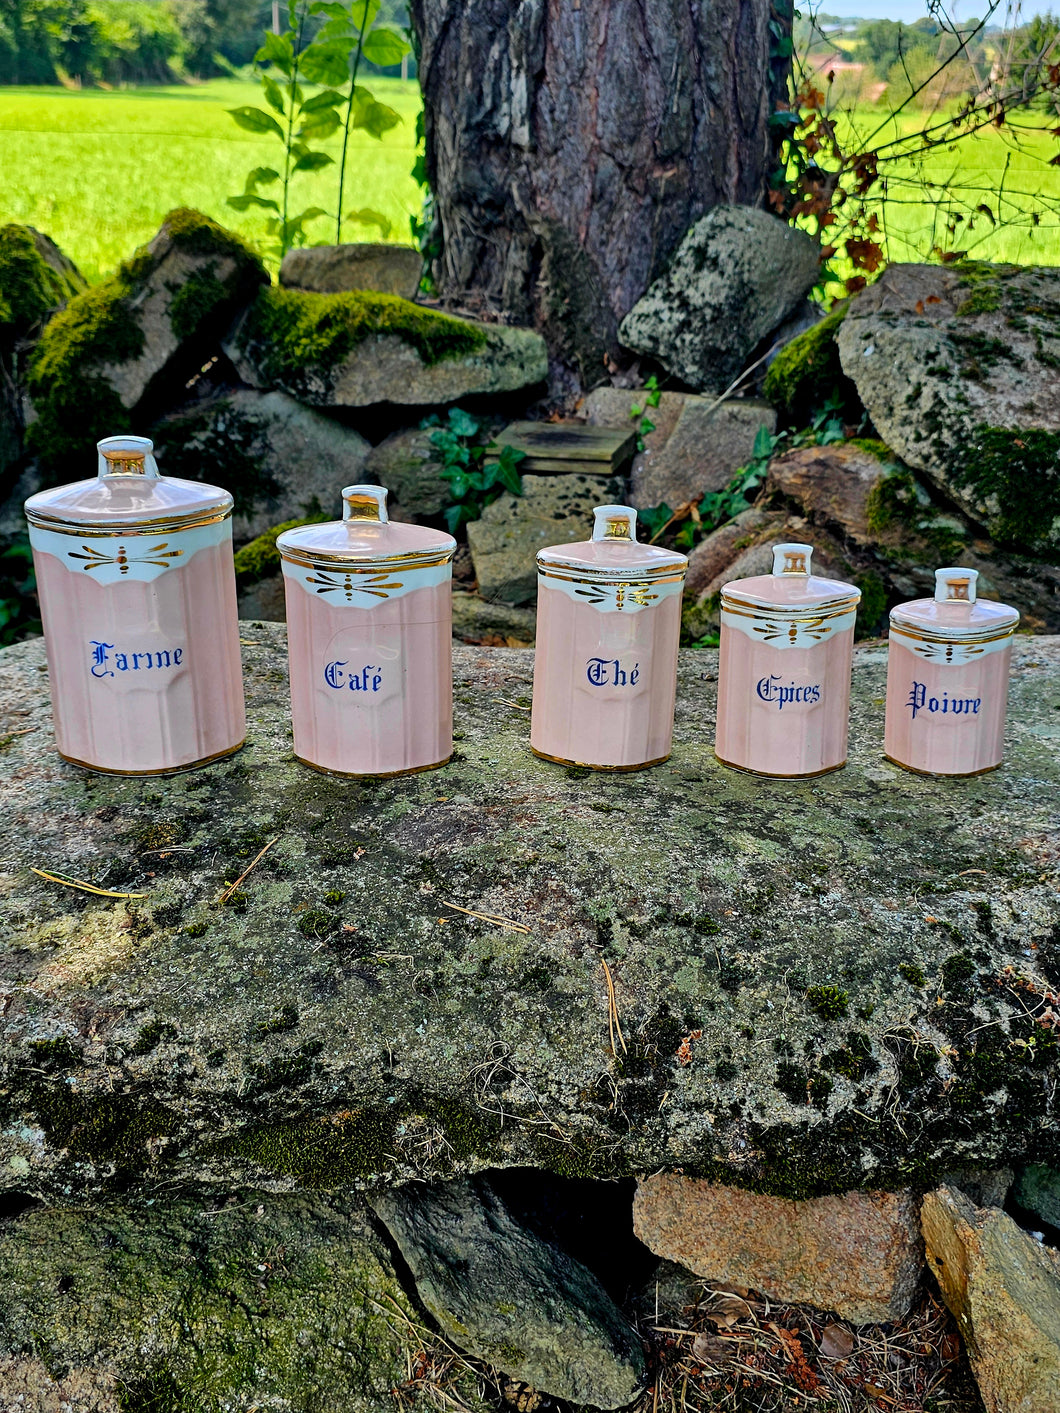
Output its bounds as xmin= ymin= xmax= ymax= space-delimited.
xmin=836 ymin=262 xmax=1060 ymax=557
xmin=280 ymin=243 xmax=422 ymax=299
xmin=1016 ymin=1164 xmax=1060 ymax=1230
xmin=452 ymin=589 xmax=536 ymax=645
xmin=152 ymin=388 xmax=368 ymax=540
xmin=466 ymin=472 xmax=616 ymax=603
xmin=923 ymin=1185 xmax=1060 ymax=1411
xmin=372 ymin=1175 xmax=647 ymax=1407
xmin=619 ymin=207 xmax=821 ymax=392
xmin=363 ymin=425 xmax=449 ymax=521
xmin=633 ymin=1177 xmax=923 ymax=1324
xmin=629 ymin=398 xmax=775 ymax=510
xmin=1 ymin=631 xmax=1059 ymax=1203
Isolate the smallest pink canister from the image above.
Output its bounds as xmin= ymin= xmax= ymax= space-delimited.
xmin=715 ymin=543 xmax=861 ymax=777
xmin=531 ymin=504 xmax=687 ymax=770
xmin=884 ymin=567 xmax=1019 ymax=776
xmin=277 ymin=485 xmax=456 ymax=777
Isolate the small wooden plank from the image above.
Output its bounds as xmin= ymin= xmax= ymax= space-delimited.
xmin=484 ymin=456 xmax=622 ymax=475
xmin=491 ymin=420 xmax=636 ymax=468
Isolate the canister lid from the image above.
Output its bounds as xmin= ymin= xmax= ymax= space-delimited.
xmin=276 ymin=485 xmax=456 ymax=571
xmin=890 ymin=567 xmax=1019 ymax=642
xmin=24 ymin=436 xmax=233 ymax=533
xmin=721 ymin=542 xmax=861 ymax=613
xmin=536 ymin=505 xmax=687 ymax=582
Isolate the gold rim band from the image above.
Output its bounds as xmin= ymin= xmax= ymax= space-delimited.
xmin=537 ymin=564 xmax=686 ymax=587
xmin=58 ymin=739 xmax=245 ymax=776
xmin=27 ymin=507 xmax=232 ymax=537
xmin=714 ymin=750 xmax=847 ymax=779
xmin=721 ymin=595 xmax=859 ymax=622
xmin=280 ymin=546 xmax=455 ymax=574
xmin=888 ymin=621 xmax=1017 ymax=648
xmin=531 ymin=746 xmax=671 ymax=772
xmin=294 ymin=753 xmax=451 ymax=779
xmin=882 ymin=753 xmax=1002 ymax=778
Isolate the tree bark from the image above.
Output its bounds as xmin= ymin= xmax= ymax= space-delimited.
xmin=409 ymin=0 xmax=792 ymax=395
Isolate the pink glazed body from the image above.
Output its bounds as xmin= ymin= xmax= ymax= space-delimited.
xmin=278 ymin=486 xmax=455 ymax=777
xmin=25 ymin=437 xmax=245 ymax=774
xmin=884 ymin=568 xmax=1019 ymax=776
xmin=715 ymin=543 xmax=861 ymax=778
xmin=530 ymin=505 xmax=687 ymax=770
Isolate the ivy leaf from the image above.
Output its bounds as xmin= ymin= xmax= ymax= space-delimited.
xmin=344 ymin=206 xmax=391 ymax=237
xmin=228 ymin=106 xmax=285 ymax=139
xmin=293 ymin=150 xmax=334 ymax=171
xmin=256 ymin=30 xmax=294 ymax=74
xmin=262 ymin=76 xmax=286 ymax=115
xmin=640 ymin=417 xmax=656 ymax=436
xmin=362 ymin=25 xmax=410 ymax=66
xmin=295 ymin=206 xmax=330 ymax=222
xmin=448 ymin=408 xmax=480 ymax=438
xmin=244 ymin=166 xmax=280 ymax=192
xmin=227 ymin=193 xmax=281 ymax=212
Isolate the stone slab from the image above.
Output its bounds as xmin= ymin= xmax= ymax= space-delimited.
xmin=280 ymin=243 xmax=422 ymax=299
xmin=633 ymin=1176 xmax=922 ymax=1324
xmin=629 ymin=398 xmax=775 ymax=510
xmin=0 ymin=633 xmax=1058 ymax=1203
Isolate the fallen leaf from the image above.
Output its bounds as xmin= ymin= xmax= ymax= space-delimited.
xmin=707 ymin=1294 xmax=752 ymax=1327
xmin=692 ymin=1332 xmax=732 ymax=1363
xmin=820 ymin=1323 xmax=855 ymax=1358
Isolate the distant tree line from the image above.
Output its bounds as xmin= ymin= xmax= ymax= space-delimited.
xmin=0 ymin=0 xmax=409 ymax=85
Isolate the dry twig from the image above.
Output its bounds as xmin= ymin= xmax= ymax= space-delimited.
xmin=30 ymin=867 xmax=146 ymax=900
xmin=601 ymin=955 xmax=627 ymax=1055
xmin=216 ymin=836 xmax=279 ymax=906
xmin=440 ymin=901 xmax=530 ymax=934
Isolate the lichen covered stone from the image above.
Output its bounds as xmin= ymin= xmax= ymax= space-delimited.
xmin=0 ymin=224 xmax=84 ymax=343
xmin=1 ymin=632 xmax=1059 ymax=1207
xmin=763 ymin=302 xmax=860 ymax=426
xmin=836 ymin=262 xmax=1060 ymax=558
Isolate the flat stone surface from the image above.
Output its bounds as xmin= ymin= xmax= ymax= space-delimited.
xmin=280 ymin=243 xmax=422 ymax=299
xmin=0 ymin=632 xmax=1058 ymax=1204
xmin=629 ymin=399 xmax=775 ymax=510
xmin=372 ymin=1175 xmax=646 ymax=1407
xmin=633 ymin=1176 xmax=922 ymax=1324
xmin=923 ymin=1185 xmax=1060 ymax=1411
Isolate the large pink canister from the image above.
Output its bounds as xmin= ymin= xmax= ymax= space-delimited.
xmin=24 ymin=435 xmax=245 ymax=775
xmin=715 ymin=542 xmax=861 ymax=777
xmin=277 ymin=485 xmax=456 ymax=777
xmin=530 ymin=504 xmax=687 ymax=770
xmin=884 ymin=567 xmax=1020 ymax=776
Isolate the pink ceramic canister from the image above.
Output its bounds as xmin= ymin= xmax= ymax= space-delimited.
xmin=277 ymin=485 xmax=456 ymax=777
xmin=884 ymin=567 xmax=1020 ymax=777
xmin=24 ymin=435 xmax=245 ymax=775
xmin=715 ymin=542 xmax=861 ymax=777
xmin=530 ymin=504 xmax=687 ymax=770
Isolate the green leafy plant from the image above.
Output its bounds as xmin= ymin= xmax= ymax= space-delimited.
xmin=0 ymin=534 xmax=39 ymax=646
xmin=423 ymin=408 xmax=526 ymax=534
xmin=629 ymin=373 xmax=661 ymax=451
xmin=226 ymin=0 xmax=407 ymax=257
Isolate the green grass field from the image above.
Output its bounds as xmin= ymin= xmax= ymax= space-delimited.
xmin=0 ymin=78 xmax=423 ymax=281
xmin=2 ymin=79 xmax=1060 ymax=286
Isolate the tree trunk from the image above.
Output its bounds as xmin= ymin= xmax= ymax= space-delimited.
xmin=409 ymin=0 xmax=792 ymax=395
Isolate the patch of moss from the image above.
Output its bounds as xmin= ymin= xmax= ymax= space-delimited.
xmin=865 ymin=468 xmax=966 ymax=563
xmin=775 ymin=1061 xmax=833 ymax=1109
xmin=296 ymin=908 xmax=336 ymax=940
xmin=762 ymin=304 xmax=859 ymax=426
xmin=235 ymin=286 xmax=489 ymax=397
xmin=847 ymin=437 xmax=896 ymax=461
xmin=822 ymin=1031 xmax=877 ymax=1082
xmin=806 ymin=984 xmax=849 ymax=1020
xmin=28 ymin=1036 xmax=79 ymax=1068
xmin=30 ymin=1086 xmax=177 ymax=1168
xmin=942 ymin=952 xmax=976 ymax=996
xmin=899 ymin=962 xmax=926 ymax=987
xmin=253 ymin=1003 xmax=299 ymax=1038
xmin=853 ymin=569 xmax=887 ymax=637
xmin=233 ymin=514 xmax=328 ymax=588
xmin=26 ymin=276 xmax=141 ymax=469
xmin=130 ymin=1018 xmax=175 ymax=1055
xmin=117 ymin=1367 xmax=190 ymax=1413
xmin=0 ymin=224 xmax=80 ymax=339
xmin=168 ymin=267 xmax=230 ymax=343
xmin=952 ymin=424 xmax=1060 ymax=556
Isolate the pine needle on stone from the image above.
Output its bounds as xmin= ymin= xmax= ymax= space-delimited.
xmin=30 ymin=867 xmax=146 ymax=900
xmin=216 ymin=836 xmax=278 ymax=906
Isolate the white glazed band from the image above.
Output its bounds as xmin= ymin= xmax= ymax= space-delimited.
xmin=282 ymin=557 xmax=453 ymax=604
xmin=538 ymin=572 xmax=684 ymax=614
xmin=888 ymin=621 xmax=1016 ymax=666
xmin=28 ymin=518 xmax=230 ymax=585
xmin=720 ymin=603 xmax=858 ymax=648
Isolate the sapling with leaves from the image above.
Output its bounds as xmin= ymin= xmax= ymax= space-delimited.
xmin=226 ymin=0 xmax=408 ymax=257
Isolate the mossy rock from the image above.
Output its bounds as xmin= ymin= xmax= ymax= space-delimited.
xmin=1 ymin=628 xmax=1060 ymax=1206
xmin=27 ymin=208 xmax=266 ymax=475
xmin=0 ymin=224 xmax=84 ymax=346
xmin=225 ymin=286 xmax=548 ymax=408
xmin=836 ymin=262 xmax=1060 ymax=559
xmin=233 ymin=510 xmax=329 ymax=588
xmin=762 ymin=302 xmax=861 ymax=427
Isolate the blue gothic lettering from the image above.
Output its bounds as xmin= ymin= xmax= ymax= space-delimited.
xmin=88 ymin=640 xmax=183 ymax=679
xmin=586 ymin=657 xmax=640 ymax=688
xmin=755 ymin=674 xmax=822 ymax=709
xmin=324 ymin=661 xmax=383 ymax=693
xmin=906 ymin=680 xmax=981 ymax=720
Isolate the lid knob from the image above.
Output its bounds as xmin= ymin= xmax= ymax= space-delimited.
xmin=592 ymin=505 xmax=638 ymax=542
xmin=772 ymin=542 xmax=813 ymax=577
xmin=343 ymin=485 xmax=389 ymax=524
xmin=935 ymin=566 xmax=978 ymax=605
xmin=97 ymin=435 xmax=159 ymax=480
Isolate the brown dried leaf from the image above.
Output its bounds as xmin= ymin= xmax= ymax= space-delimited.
xmin=692 ymin=1332 xmax=732 ymax=1363
xmin=820 ymin=1323 xmax=855 ymax=1358
xmin=706 ymin=1294 xmax=752 ymax=1327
